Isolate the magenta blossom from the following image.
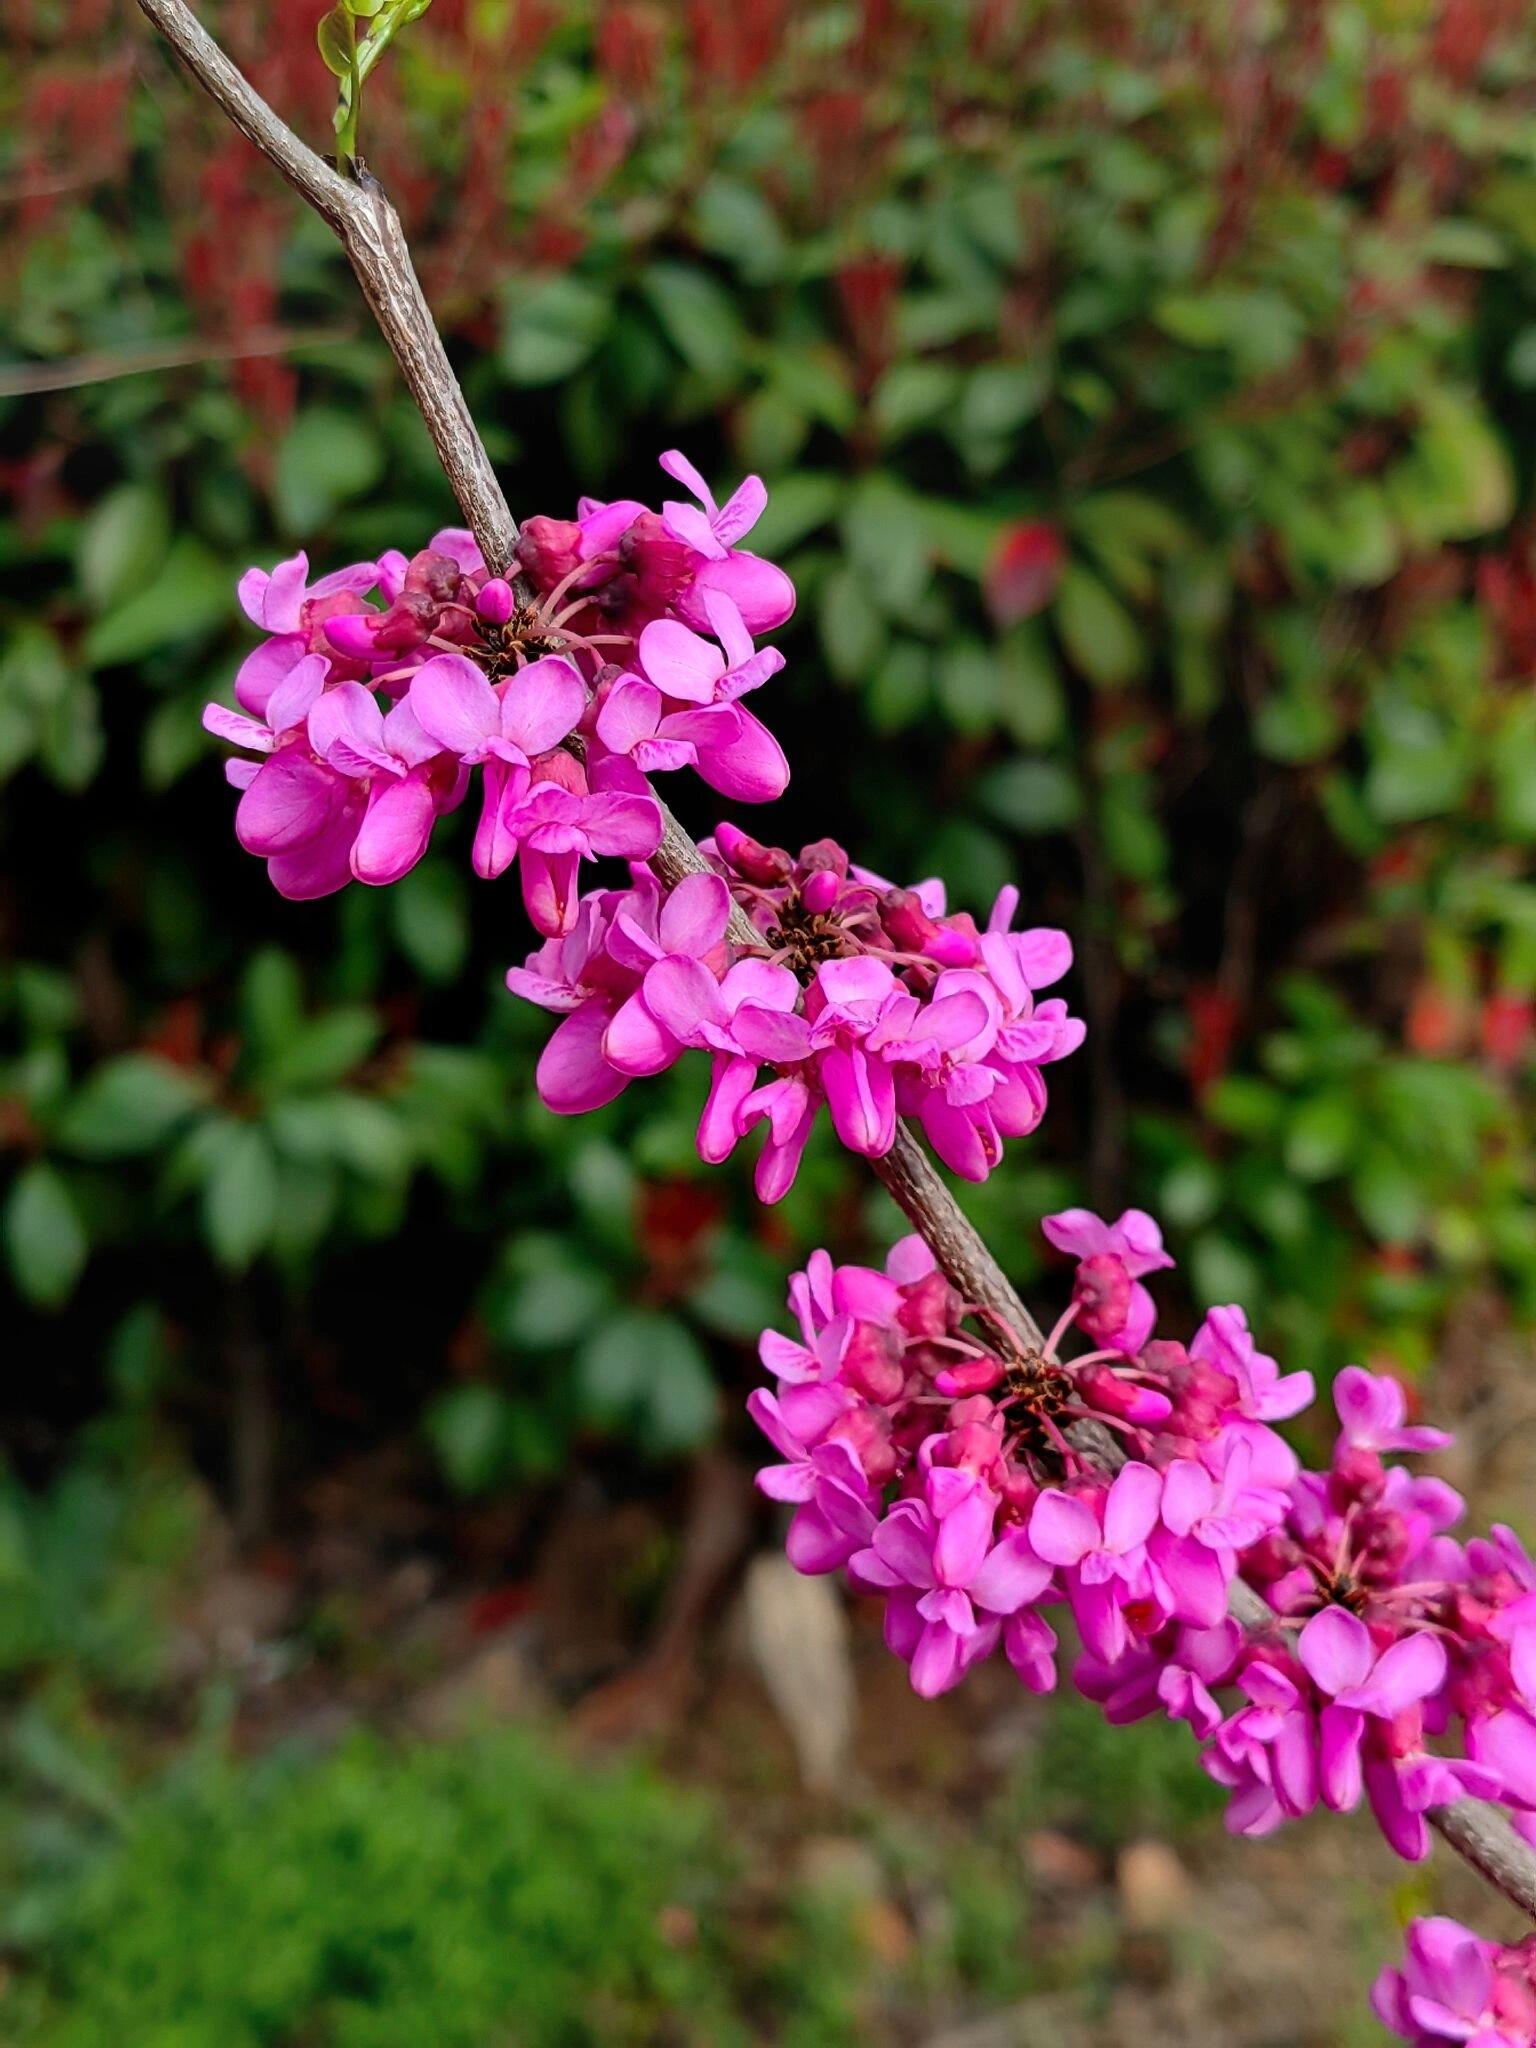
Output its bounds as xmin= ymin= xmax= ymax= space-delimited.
xmin=1334 ymin=1366 xmax=1454 ymax=1455
xmin=1374 ymin=1917 xmax=1536 ymax=2046
xmin=1041 ymin=1207 xmax=1173 ymax=1354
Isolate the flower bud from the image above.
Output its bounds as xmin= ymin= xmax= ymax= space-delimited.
xmin=933 ymin=1356 xmax=1005 ymax=1399
xmin=476 ymin=577 xmax=516 ymax=624
xmin=897 ymin=1270 xmax=958 ymax=1341
xmin=403 ymin=547 xmax=463 ymax=605
xmin=621 ymin=510 xmax=693 ymax=605
xmin=1077 ymin=1364 xmax=1172 ymax=1427
xmin=515 ymin=517 xmax=585 ymax=591
xmin=1327 ymin=1445 xmax=1387 ymax=1512
xmin=801 ymin=868 xmax=842 ymax=915
xmin=797 ymin=838 xmax=848 ymax=877
xmin=1073 ymin=1252 xmax=1131 ymax=1344
xmin=840 ymin=1319 xmax=905 ymax=1405
xmin=714 ymin=822 xmax=792 ymax=884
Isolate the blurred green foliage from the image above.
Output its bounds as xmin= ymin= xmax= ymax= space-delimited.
xmin=5 ymin=1 xmax=1536 ymax=1491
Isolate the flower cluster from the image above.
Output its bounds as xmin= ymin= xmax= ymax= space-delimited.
xmin=747 ymin=1208 xmax=1305 ymax=1698
xmin=506 ymin=836 xmax=1084 ymax=1194
xmin=201 ymin=452 xmax=793 ymax=918
xmin=1375 ymin=1917 xmax=1536 ymax=2046
xmin=750 ymin=1204 xmax=1536 ymax=1883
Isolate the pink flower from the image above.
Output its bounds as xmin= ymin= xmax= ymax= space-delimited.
xmin=1189 ymin=1304 xmax=1315 ymax=1423
xmin=1204 ymin=1660 xmax=1320 ymax=1836
xmin=407 ymin=652 xmax=589 ymax=879
xmin=1373 ymin=1916 xmax=1536 ymax=2046
xmin=1041 ymin=1208 xmax=1173 ymax=1356
xmin=1297 ymin=1608 xmax=1447 ymax=1816
xmin=1334 ymin=1367 xmax=1454 ymax=1455
xmin=1030 ymin=1464 xmax=1164 ymax=1662
xmin=655 ymin=449 xmax=796 ymax=633
xmin=233 ymin=548 xmax=379 ymax=710
xmin=505 ymin=892 xmax=638 ymax=1113
xmin=306 ymin=682 xmax=459 ymax=887
xmin=851 ymin=1477 xmax=1051 ymax=1698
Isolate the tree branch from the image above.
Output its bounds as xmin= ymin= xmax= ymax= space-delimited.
xmin=131 ymin=0 xmax=1536 ymax=1927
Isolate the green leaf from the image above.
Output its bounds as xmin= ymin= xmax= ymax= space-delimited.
xmin=1054 ymin=563 xmax=1144 ymax=687
xmin=274 ymin=407 xmax=386 ymax=533
xmin=871 ymin=362 xmax=960 ymax=441
xmin=957 ymin=363 xmax=1045 ymax=441
xmin=256 ymin=1008 xmax=382 ymax=1096
xmin=316 ymin=3 xmax=355 ymax=77
xmin=5 ymin=1163 xmax=87 ymax=1309
xmin=1283 ymin=1093 xmax=1356 ymax=1181
xmin=426 ymin=1386 xmax=512 ymax=1495
xmin=83 ymin=539 xmax=229 ymax=667
xmin=77 ymin=484 xmax=171 ymax=611
xmin=690 ymin=177 xmax=786 ymax=282
xmin=57 ymin=1056 xmax=207 ymax=1158
xmin=935 ymin=641 xmax=996 ymax=734
xmin=392 ymin=860 xmax=468 ymax=983
xmin=577 ymin=1310 xmax=716 ymax=1457
xmin=976 ymin=758 xmax=1082 ymax=833
xmin=499 ymin=276 xmax=611 ymax=386
xmin=818 ymin=566 xmax=887 ymax=683
xmin=201 ymin=1122 xmax=279 ymax=1271
xmin=639 ymin=263 xmax=744 ymax=386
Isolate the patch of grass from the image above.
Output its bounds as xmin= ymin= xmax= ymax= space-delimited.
xmin=4 ymin=1726 xmax=749 ymax=2048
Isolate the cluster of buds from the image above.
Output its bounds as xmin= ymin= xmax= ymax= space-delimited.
xmin=508 ymin=839 xmax=1082 ymax=1196
xmin=201 ymin=453 xmax=792 ymax=922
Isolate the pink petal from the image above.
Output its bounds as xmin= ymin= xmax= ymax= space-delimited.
xmin=683 ymin=551 xmax=796 ymax=634
xmin=1040 ymin=1208 xmax=1110 ymax=1260
xmin=690 ymin=705 xmax=790 ymax=803
xmin=699 ymin=586 xmax=755 ymax=670
xmin=1029 ymin=1489 xmax=1099 ymax=1568
xmin=595 ymin=676 xmax=663 ymax=755
xmin=1340 ymin=1632 xmax=1446 ymax=1717
xmin=657 ymin=448 xmax=717 ymax=515
xmin=535 ymin=1003 xmax=629 ymax=1113
xmin=500 ymin=655 xmax=587 ymax=755
xmin=710 ymin=473 xmax=767 ymax=547
xmin=471 ymin=759 xmax=528 ymax=880
xmin=820 ymin=1044 xmax=896 ymax=1156
xmin=642 ymin=957 xmax=727 ymax=1044
xmin=236 ymin=751 xmax=341 ymax=855
xmin=1317 ymin=1702 xmax=1364 ymax=1811
xmin=1297 ymin=1606 xmax=1374 ymax=1697
xmin=234 ymin=632 xmax=306 ymax=715
xmin=308 ymin=682 xmax=390 ymax=776
xmin=657 ymin=871 xmax=730 ymax=957
xmin=409 ymin=653 xmax=501 ymax=757
xmin=351 ymin=771 xmax=436 ymax=885
xmin=637 ymin=618 xmax=726 ymax=703
xmin=732 ymin=1005 xmax=814 ymax=1063
xmin=580 ymin=792 xmax=664 ymax=858
xmin=240 ymin=552 xmax=308 ymax=631
xmin=662 ymin=499 xmax=727 ymax=560
xmin=969 ymin=1531 xmax=1052 ymax=1615
xmin=203 ymin=702 xmax=275 ymax=752
xmin=1103 ymin=1462 xmax=1161 ymax=1552
xmin=602 ymin=990 xmax=680 ymax=1077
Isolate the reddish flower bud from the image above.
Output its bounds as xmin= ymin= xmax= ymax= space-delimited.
xmin=897 ymin=1270 xmax=958 ymax=1341
xmin=840 ymin=1319 xmax=906 ymax=1405
xmin=1073 ymin=1252 xmax=1132 ymax=1344
xmin=515 ymin=516 xmax=585 ymax=592
xmin=714 ymin=822 xmax=793 ymax=884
